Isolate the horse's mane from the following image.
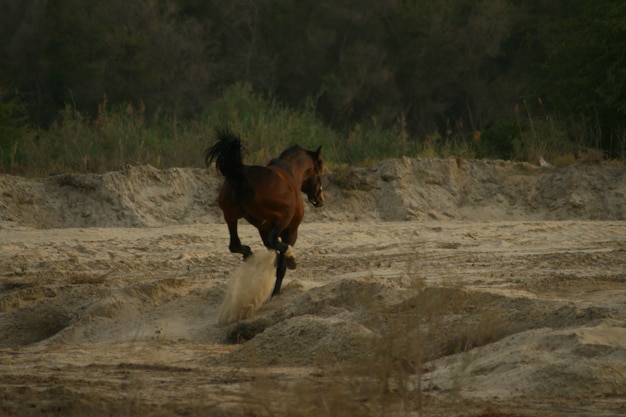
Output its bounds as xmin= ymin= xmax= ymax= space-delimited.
xmin=268 ymin=145 xmax=303 ymax=167
xmin=269 ymin=144 xmax=321 ymax=172
xmin=277 ymin=145 xmax=304 ymax=159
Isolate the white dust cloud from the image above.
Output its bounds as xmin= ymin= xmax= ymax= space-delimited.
xmin=218 ymin=250 xmax=277 ymax=326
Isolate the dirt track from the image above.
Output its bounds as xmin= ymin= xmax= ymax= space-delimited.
xmin=1 ymin=159 xmax=626 ymax=416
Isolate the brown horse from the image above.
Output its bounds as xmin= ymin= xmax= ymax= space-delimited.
xmin=205 ymin=130 xmax=324 ymax=296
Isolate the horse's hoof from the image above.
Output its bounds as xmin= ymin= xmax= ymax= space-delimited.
xmin=242 ymin=246 xmax=253 ymax=261
xmin=284 ymin=245 xmax=297 ymax=270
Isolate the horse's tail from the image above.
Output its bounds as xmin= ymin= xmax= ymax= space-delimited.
xmin=205 ymin=129 xmax=254 ymax=200
xmin=205 ymin=129 xmax=246 ymax=179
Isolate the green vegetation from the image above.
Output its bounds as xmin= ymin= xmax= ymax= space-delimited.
xmin=0 ymin=87 xmax=33 ymax=170
xmin=1 ymin=0 xmax=625 ymax=175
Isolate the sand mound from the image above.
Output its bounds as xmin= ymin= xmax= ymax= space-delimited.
xmin=0 ymin=164 xmax=222 ymax=228
xmin=424 ymin=320 xmax=626 ymax=399
xmin=1 ymin=159 xmax=625 ymax=228
xmin=321 ymin=158 xmax=626 ymax=222
xmin=221 ymin=283 xmax=618 ymax=369
xmin=225 ymin=314 xmax=382 ymax=367
xmin=0 ymin=275 xmax=210 ymax=347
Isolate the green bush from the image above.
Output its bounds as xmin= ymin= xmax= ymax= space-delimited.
xmin=478 ymin=123 xmax=519 ymax=160
xmin=8 ymin=82 xmax=614 ymax=176
xmin=21 ymin=84 xmax=342 ymax=175
xmin=0 ymin=89 xmax=32 ymax=171
xmin=202 ymin=83 xmax=340 ymax=165
xmin=24 ymin=100 xmax=159 ymax=174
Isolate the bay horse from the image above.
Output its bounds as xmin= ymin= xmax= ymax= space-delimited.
xmin=205 ymin=130 xmax=324 ymax=296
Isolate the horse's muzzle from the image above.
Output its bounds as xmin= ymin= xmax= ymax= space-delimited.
xmin=309 ymin=193 xmax=324 ymax=208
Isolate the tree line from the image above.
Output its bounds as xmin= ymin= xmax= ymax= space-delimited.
xmin=1 ymin=0 xmax=625 ymax=167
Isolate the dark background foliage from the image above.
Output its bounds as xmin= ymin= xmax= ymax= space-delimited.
xmin=1 ymin=0 xmax=625 ymax=171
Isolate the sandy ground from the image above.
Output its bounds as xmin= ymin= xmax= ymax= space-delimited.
xmin=1 ymin=159 xmax=626 ymax=416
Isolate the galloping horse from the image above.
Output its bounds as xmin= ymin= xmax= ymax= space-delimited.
xmin=205 ymin=130 xmax=324 ymax=296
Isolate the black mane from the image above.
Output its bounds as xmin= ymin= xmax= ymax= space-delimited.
xmin=269 ymin=144 xmax=321 ymax=172
xmin=277 ymin=145 xmax=304 ymax=159
xmin=268 ymin=145 xmax=304 ymax=168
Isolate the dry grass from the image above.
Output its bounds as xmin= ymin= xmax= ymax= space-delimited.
xmin=551 ymin=153 xmax=578 ymax=167
xmin=580 ymin=148 xmax=604 ymax=164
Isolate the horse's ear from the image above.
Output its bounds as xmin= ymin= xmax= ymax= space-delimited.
xmin=315 ymin=146 xmax=322 ymax=157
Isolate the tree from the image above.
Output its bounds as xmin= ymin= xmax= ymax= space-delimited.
xmin=0 ymin=83 xmax=31 ymax=169
xmin=385 ymin=0 xmax=523 ymax=136
xmin=533 ymin=0 xmax=626 ymax=156
xmin=0 ymin=0 xmax=52 ymax=124
xmin=43 ymin=0 xmax=214 ymax=119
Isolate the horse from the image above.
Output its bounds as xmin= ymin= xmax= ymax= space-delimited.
xmin=205 ymin=129 xmax=324 ymax=297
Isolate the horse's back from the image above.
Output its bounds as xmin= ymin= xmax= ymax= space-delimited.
xmin=243 ymin=165 xmax=296 ymax=196
xmin=218 ymin=164 xmax=300 ymax=225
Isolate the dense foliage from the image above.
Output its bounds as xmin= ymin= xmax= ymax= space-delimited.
xmin=1 ymin=0 xmax=625 ymax=173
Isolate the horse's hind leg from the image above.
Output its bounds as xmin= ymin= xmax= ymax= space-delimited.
xmin=227 ymin=221 xmax=252 ymax=260
xmin=262 ymin=226 xmax=296 ymax=269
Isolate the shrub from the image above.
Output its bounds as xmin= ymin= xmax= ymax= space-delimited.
xmin=478 ymin=123 xmax=519 ymax=160
xmin=0 ymin=88 xmax=33 ymax=172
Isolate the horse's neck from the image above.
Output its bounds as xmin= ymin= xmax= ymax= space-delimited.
xmin=283 ymin=154 xmax=312 ymax=186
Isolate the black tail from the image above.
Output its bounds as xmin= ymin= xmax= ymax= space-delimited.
xmin=205 ymin=129 xmax=246 ymax=179
xmin=205 ymin=129 xmax=254 ymax=200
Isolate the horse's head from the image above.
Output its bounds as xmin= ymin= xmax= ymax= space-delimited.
xmin=303 ymin=146 xmax=324 ymax=208
xmin=276 ymin=144 xmax=325 ymax=208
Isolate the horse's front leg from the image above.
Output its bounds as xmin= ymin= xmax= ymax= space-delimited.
xmin=227 ymin=220 xmax=252 ymax=260
xmin=272 ymin=253 xmax=288 ymax=297
xmin=270 ymin=228 xmax=298 ymax=297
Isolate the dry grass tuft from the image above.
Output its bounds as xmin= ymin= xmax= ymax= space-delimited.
xmin=580 ymin=148 xmax=604 ymax=164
